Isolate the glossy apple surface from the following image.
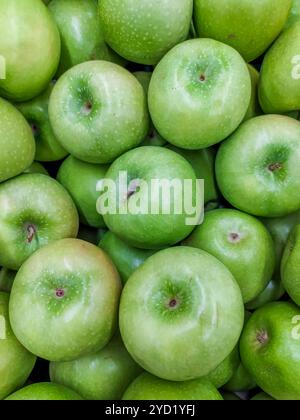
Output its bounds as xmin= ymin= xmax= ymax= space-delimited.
xmin=5 ymin=383 xmax=82 ymax=400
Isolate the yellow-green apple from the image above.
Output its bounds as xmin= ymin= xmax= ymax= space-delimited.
xmin=5 ymin=383 xmax=82 ymax=400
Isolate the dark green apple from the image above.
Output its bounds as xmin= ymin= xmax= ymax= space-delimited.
xmin=0 ymin=174 xmax=79 ymax=270
xmin=5 ymin=383 xmax=82 ymax=400
xmin=48 ymin=0 xmax=122 ymax=76
xmin=259 ymin=22 xmax=300 ymax=113
xmin=224 ymin=362 xmax=256 ymax=392
xmin=49 ymin=61 xmax=149 ymax=164
xmin=0 ymin=269 xmax=16 ymax=293
xmin=0 ymin=98 xmax=35 ymax=183
xmin=0 ymin=0 xmax=61 ymax=101
xmin=281 ymin=224 xmax=300 ymax=305
xmin=193 ymin=0 xmax=291 ymax=62
xmin=50 ymin=334 xmax=142 ymax=400
xmin=122 ymin=372 xmax=223 ymax=400
xmin=57 ymin=156 xmax=108 ymax=228
xmin=24 ymin=162 xmax=49 ymax=175
xmin=148 ymin=39 xmax=251 ymax=149
xmin=240 ymin=302 xmax=300 ymax=400
xmin=205 ymin=347 xmax=239 ymax=389
xmin=9 ymin=239 xmax=121 ymax=362
xmin=244 ymin=65 xmax=262 ymax=121
xmin=184 ymin=209 xmax=275 ymax=303
xmin=0 ymin=292 xmax=36 ymax=400
xmin=17 ymin=84 xmax=68 ymax=162
xmin=100 ymin=146 xmax=199 ymax=249
xmin=251 ymin=392 xmax=275 ymax=401
xmin=285 ymin=0 xmax=300 ymax=29
xmin=99 ymin=232 xmax=156 ymax=284
xmin=99 ymin=0 xmax=193 ymax=65
xmin=120 ymin=247 xmax=244 ymax=381
xmin=216 ymin=115 xmax=300 ymax=217
xmin=246 ymin=279 xmax=284 ymax=311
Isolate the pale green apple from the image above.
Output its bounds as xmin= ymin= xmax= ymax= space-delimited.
xmin=101 ymin=147 xmax=199 ymax=249
xmin=120 ymin=247 xmax=244 ymax=381
xmin=0 ymin=269 xmax=16 ymax=293
xmin=5 ymin=383 xmax=82 ymax=400
xmin=281 ymin=224 xmax=300 ymax=306
xmin=9 ymin=239 xmax=121 ymax=362
xmin=49 ymin=61 xmax=149 ymax=164
xmin=50 ymin=334 xmax=142 ymax=400
xmin=0 ymin=292 xmax=36 ymax=400
xmin=0 ymin=174 xmax=79 ymax=270
xmin=0 ymin=98 xmax=35 ymax=183
xmin=0 ymin=0 xmax=61 ymax=101
xmin=216 ymin=115 xmax=300 ymax=217
xmin=183 ymin=209 xmax=275 ymax=303
xmin=99 ymin=232 xmax=156 ymax=284
xmin=24 ymin=162 xmax=49 ymax=175
xmin=240 ymin=302 xmax=300 ymax=400
xmin=193 ymin=0 xmax=292 ymax=62
xmin=57 ymin=156 xmax=108 ymax=228
xmin=259 ymin=22 xmax=300 ymax=113
xmin=99 ymin=0 xmax=193 ymax=65
xmin=17 ymin=84 xmax=68 ymax=162
xmin=148 ymin=39 xmax=251 ymax=149
xmin=122 ymin=373 xmax=223 ymax=400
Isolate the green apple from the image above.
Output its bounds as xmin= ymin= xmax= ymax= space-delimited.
xmin=5 ymin=383 xmax=82 ymax=400
xmin=0 ymin=98 xmax=35 ymax=183
xmin=167 ymin=146 xmax=219 ymax=207
xmin=240 ymin=302 xmax=300 ymax=400
xmin=285 ymin=0 xmax=300 ymax=29
xmin=120 ymin=247 xmax=244 ymax=381
xmin=224 ymin=362 xmax=256 ymax=392
xmin=244 ymin=65 xmax=262 ymax=121
xmin=0 ymin=292 xmax=36 ymax=400
xmin=100 ymin=146 xmax=199 ymax=249
xmin=193 ymin=0 xmax=292 ymax=62
xmin=148 ymin=39 xmax=251 ymax=149
xmin=205 ymin=347 xmax=239 ymax=389
xmin=48 ymin=0 xmax=122 ymax=76
xmin=57 ymin=156 xmax=108 ymax=228
xmin=251 ymin=392 xmax=275 ymax=401
xmin=0 ymin=0 xmax=61 ymax=101
xmin=17 ymin=84 xmax=68 ymax=162
xmin=216 ymin=115 xmax=300 ymax=217
xmin=183 ymin=209 xmax=275 ymax=303
xmin=24 ymin=162 xmax=49 ymax=175
xmin=49 ymin=61 xmax=149 ymax=164
xmin=99 ymin=232 xmax=156 ymax=284
xmin=281 ymin=224 xmax=300 ymax=305
xmin=9 ymin=238 xmax=121 ymax=362
xmin=246 ymin=279 xmax=284 ymax=311
xmin=0 ymin=174 xmax=79 ymax=270
xmin=99 ymin=0 xmax=193 ymax=65
xmin=50 ymin=334 xmax=142 ymax=400
xmin=0 ymin=269 xmax=16 ymax=293
xmin=259 ymin=22 xmax=300 ymax=113
xmin=122 ymin=372 xmax=223 ymax=400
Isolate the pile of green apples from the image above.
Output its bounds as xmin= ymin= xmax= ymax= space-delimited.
xmin=1 ymin=0 xmax=300 ymax=401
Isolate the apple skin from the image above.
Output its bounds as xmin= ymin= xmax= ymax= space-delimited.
xmin=0 ymin=269 xmax=16 ymax=293
xmin=0 ymin=0 xmax=61 ymax=101
xmin=17 ymin=84 xmax=68 ymax=162
xmin=0 ymin=292 xmax=36 ymax=400
xmin=9 ymin=238 xmax=122 ymax=362
xmin=224 ymin=362 xmax=256 ymax=392
xmin=122 ymin=372 xmax=222 ymax=400
xmin=50 ymin=334 xmax=142 ymax=400
xmin=244 ymin=65 xmax=262 ymax=121
xmin=99 ymin=0 xmax=193 ymax=65
xmin=281 ymin=224 xmax=300 ymax=306
xmin=0 ymin=98 xmax=35 ymax=183
xmin=48 ymin=0 xmax=123 ymax=76
xmin=240 ymin=302 xmax=300 ymax=400
xmin=205 ymin=347 xmax=239 ymax=389
xmin=216 ymin=115 xmax=300 ymax=218
xmin=102 ymin=146 xmax=198 ymax=249
xmin=259 ymin=22 xmax=300 ymax=114
xmin=24 ymin=162 xmax=49 ymax=176
xmin=148 ymin=39 xmax=251 ymax=150
xmin=285 ymin=0 xmax=300 ymax=29
xmin=251 ymin=392 xmax=275 ymax=401
xmin=0 ymin=174 xmax=79 ymax=270
xmin=49 ymin=61 xmax=149 ymax=164
xmin=5 ymin=383 xmax=82 ymax=400
xmin=57 ymin=156 xmax=108 ymax=228
xmin=183 ymin=209 xmax=275 ymax=303
xmin=120 ymin=247 xmax=244 ymax=381
xmin=193 ymin=0 xmax=292 ymax=62
xmin=99 ymin=232 xmax=156 ymax=284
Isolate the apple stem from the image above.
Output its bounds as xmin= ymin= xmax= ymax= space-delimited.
xmin=26 ymin=224 xmax=36 ymax=243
